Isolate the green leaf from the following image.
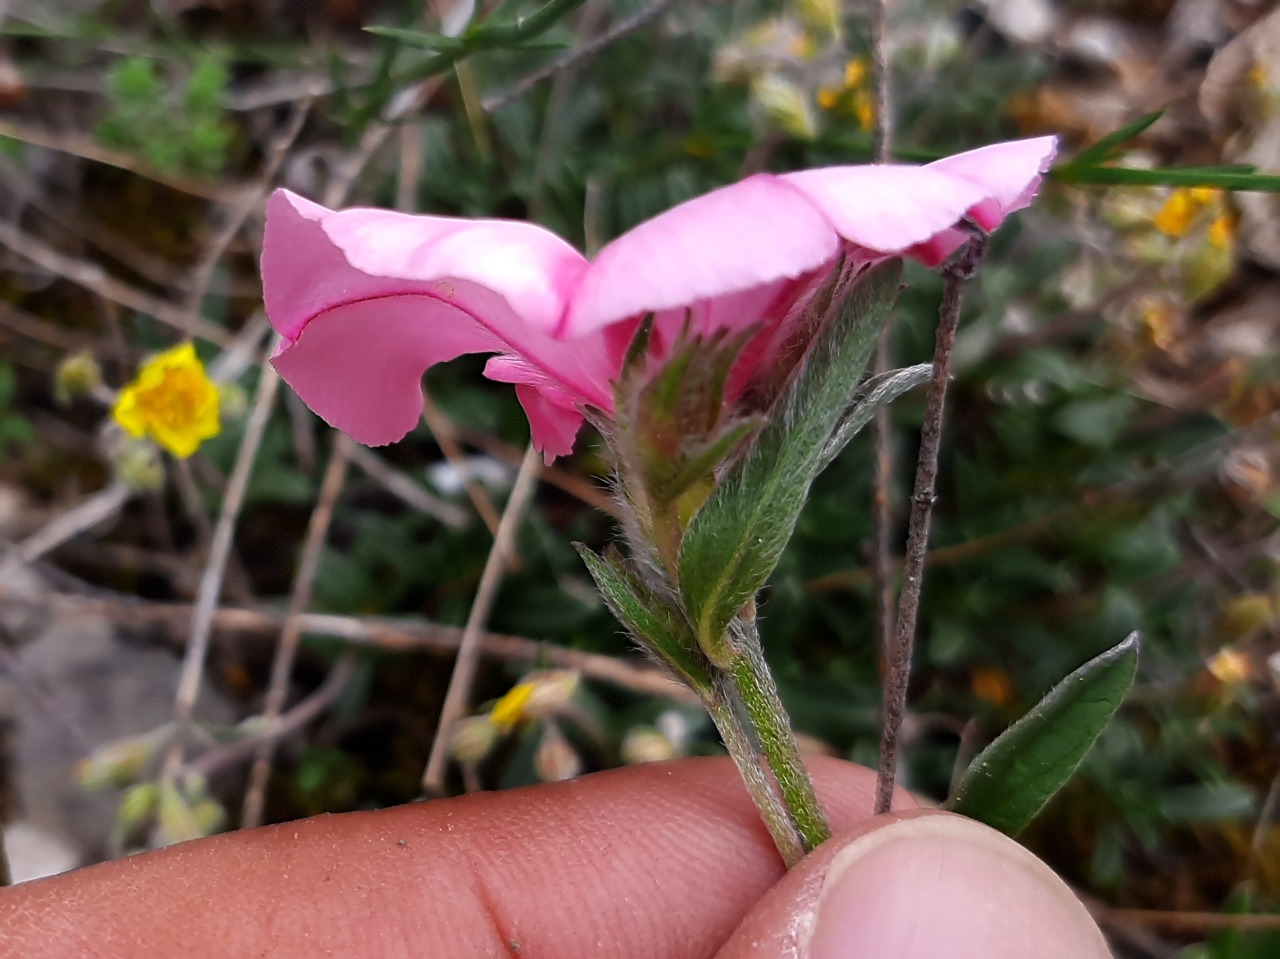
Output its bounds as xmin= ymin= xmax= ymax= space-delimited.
xmin=363 ymin=26 xmax=467 ymax=53
xmin=575 ymin=545 xmax=713 ymax=696
xmin=947 ymin=632 xmax=1140 ymax=835
xmin=1052 ymin=164 xmax=1280 ymax=192
xmin=818 ymin=362 xmax=931 ymax=470
xmin=677 ymin=260 xmax=902 ymax=652
xmin=1070 ymin=111 xmax=1163 ymax=166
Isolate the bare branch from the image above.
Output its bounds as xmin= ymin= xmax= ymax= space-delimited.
xmin=241 ymin=435 xmax=353 ymax=828
xmin=422 ymin=445 xmax=543 ymax=794
xmin=875 ymin=231 xmax=989 ymax=815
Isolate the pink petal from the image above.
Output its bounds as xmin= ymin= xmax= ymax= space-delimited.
xmin=484 ymin=354 xmax=589 ymax=458
xmin=780 ymin=165 xmax=984 ymax=252
xmin=316 ymin=206 xmax=588 ymax=336
xmin=263 ymin=190 xmax=620 ymax=454
xmin=926 ymin=136 xmax=1058 ymax=228
xmin=514 ymin=384 xmax=584 ymax=462
xmin=263 ymin=190 xmax=414 ymax=342
xmin=909 ymin=136 xmax=1058 ymax=264
xmin=271 ymin=295 xmax=500 ymax=446
xmin=561 ymin=176 xmax=841 ymax=338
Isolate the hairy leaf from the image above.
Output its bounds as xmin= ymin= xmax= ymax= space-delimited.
xmin=947 ymin=632 xmax=1140 ymax=835
xmin=576 ymin=545 xmax=713 ymax=696
xmin=677 ymin=260 xmax=903 ymax=651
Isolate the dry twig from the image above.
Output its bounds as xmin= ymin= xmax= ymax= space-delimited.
xmin=191 ymin=654 xmax=357 ymax=780
xmin=0 ymin=219 xmax=232 ymax=347
xmin=420 ymin=395 xmax=504 ymax=536
xmin=875 ymin=231 xmax=989 ymax=815
xmin=0 ymin=582 xmax=695 ymax=701
xmin=11 ymin=482 xmax=131 ymax=564
xmin=347 ymin=443 xmax=468 ymax=527
xmin=240 ymin=435 xmax=353 ymax=827
xmin=422 ymin=444 xmax=543 ymax=794
xmin=163 ymin=355 xmax=280 ymax=778
xmin=0 ymin=118 xmax=236 ymax=202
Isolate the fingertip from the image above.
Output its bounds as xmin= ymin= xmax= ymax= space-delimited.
xmin=717 ymin=810 xmax=1110 ymax=959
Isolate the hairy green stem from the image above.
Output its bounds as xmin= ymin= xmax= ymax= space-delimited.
xmin=727 ymin=620 xmax=832 ymax=852
xmin=704 ymin=677 xmax=806 ymax=866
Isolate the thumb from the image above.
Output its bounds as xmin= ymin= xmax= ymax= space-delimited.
xmin=716 ymin=809 xmax=1111 ymax=959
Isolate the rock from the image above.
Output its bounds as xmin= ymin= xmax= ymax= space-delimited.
xmin=0 ymin=563 xmax=235 ymax=864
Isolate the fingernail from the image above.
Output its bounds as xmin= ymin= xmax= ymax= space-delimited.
xmin=807 ymin=814 xmax=1110 ymax=959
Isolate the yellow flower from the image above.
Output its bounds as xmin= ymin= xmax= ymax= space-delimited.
xmin=853 ymin=90 xmax=876 ymax=132
xmin=844 ymin=57 xmax=869 ymax=90
xmin=1248 ymin=62 xmax=1271 ymax=93
xmin=1206 ymin=648 xmax=1252 ymax=686
xmin=1153 ymin=189 xmax=1196 ymax=238
xmin=816 ymin=86 xmax=841 ymax=111
xmin=488 ymin=681 xmax=536 ymax=731
xmin=487 ymin=670 xmax=580 ymax=730
xmin=1153 ymin=188 xmax=1222 ymax=239
xmin=112 ymin=343 xmax=220 ymax=459
xmin=1207 ymin=213 xmax=1234 ymax=249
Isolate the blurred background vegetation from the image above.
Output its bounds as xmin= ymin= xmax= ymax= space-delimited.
xmin=0 ymin=1 xmax=1277 ymax=955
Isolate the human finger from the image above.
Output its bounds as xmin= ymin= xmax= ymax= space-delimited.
xmin=0 ymin=755 xmax=913 ymax=959
xmin=715 ymin=809 xmax=1111 ymax=959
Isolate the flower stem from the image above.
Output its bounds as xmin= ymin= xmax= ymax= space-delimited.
xmin=704 ymin=676 xmax=807 ymax=867
xmin=727 ymin=619 xmax=832 ymax=853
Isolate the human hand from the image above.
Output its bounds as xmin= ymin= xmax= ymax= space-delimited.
xmin=0 ymin=757 xmax=1109 ymax=958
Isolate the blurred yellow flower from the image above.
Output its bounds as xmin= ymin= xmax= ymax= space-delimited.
xmin=853 ymin=90 xmax=876 ymax=132
xmin=1153 ymin=188 xmax=1222 ymax=239
xmin=487 ymin=670 xmax=580 ymax=731
xmin=1206 ymin=648 xmax=1252 ymax=686
xmin=112 ymin=342 xmax=220 ymax=459
xmin=488 ymin=681 xmax=536 ymax=731
xmin=844 ymin=57 xmax=868 ymax=89
xmin=1207 ymin=214 xmax=1234 ymax=249
xmin=1153 ymin=190 xmax=1196 ymax=238
xmin=814 ymin=59 xmax=875 ymax=131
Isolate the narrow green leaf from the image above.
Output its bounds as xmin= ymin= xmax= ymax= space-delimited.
xmin=677 ymin=260 xmax=903 ymax=650
xmin=947 ymin=632 xmax=1140 ymax=835
xmin=818 ymin=363 xmax=931 ymax=471
xmin=575 ymin=545 xmax=713 ymax=696
xmin=1070 ymin=111 xmax=1163 ymax=166
xmin=1052 ymin=164 xmax=1280 ymax=192
xmin=363 ymin=26 xmax=466 ymax=53
xmin=464 ymin=0 xmax=587 ymax=47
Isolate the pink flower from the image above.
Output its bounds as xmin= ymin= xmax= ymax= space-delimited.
xmin=263 ymin=136 xmax=1056 ymax=461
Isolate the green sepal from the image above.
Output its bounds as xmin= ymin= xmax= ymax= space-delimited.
xmin=676 ymin=259 xmax=903 ymax=651
xmin=661 ymin=417 xmax=764 ymax=508
xmin=947 ymin=632 xmax=1140 ymax=835
xmin=575 ymin=544 xmax=714 ymax=697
